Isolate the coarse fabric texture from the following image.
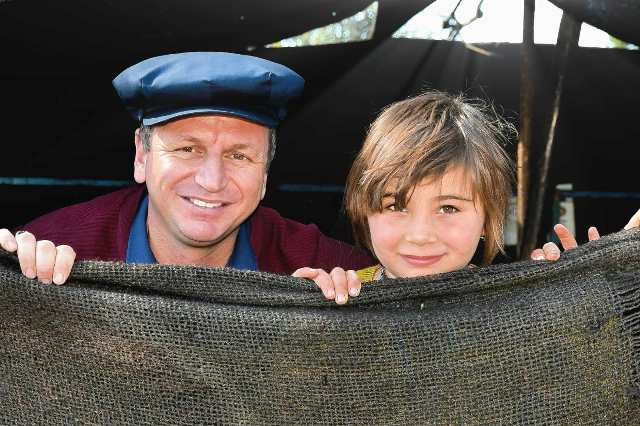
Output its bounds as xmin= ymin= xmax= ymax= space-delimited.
xmin=1 ymin=231 xmax=640 ymax=424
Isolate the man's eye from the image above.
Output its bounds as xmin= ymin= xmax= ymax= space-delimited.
xmin=439 ymin=205 xmax=459 ymax=214
xmin=177 ymin=146 xmax=193 ymax=153
xmin=230 ymin=152 xmax=248 ymax=161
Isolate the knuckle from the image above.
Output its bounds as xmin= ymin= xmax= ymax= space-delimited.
xmin=36 ymin=263 xmax=53 ymax=276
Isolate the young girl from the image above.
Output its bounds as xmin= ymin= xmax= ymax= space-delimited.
xmin=294 ymin=91 xmax=514 ymax=302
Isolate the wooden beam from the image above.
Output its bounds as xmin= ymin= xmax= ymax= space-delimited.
xmin=516 ymin=0 xmax=535 ymax=258
xmin=521 ymin=11 xmax=581 ymax=258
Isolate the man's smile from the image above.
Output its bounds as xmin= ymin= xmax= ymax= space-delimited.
xmin=181 ymin=196 xmax=228 ymax=210
xmin=186 ymin=197 xmax=224 ymax=209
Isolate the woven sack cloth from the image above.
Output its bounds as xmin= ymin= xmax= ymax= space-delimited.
xmin=1 ymin=230 xmax=640 ymax=425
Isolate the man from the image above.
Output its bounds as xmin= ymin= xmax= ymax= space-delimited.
xmin=0 ymin=52 xmax=371 ymax=300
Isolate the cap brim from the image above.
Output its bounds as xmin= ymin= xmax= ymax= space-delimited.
xmin=142 ymin=106 xmax=278 ymax=127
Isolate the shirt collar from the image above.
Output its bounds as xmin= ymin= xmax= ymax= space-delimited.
xmin=126 ymin=194 xmax=257 ymax=271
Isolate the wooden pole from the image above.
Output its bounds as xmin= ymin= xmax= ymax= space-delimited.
xmin=521 ymin=11 xmax=581 ymax=258
xmin=516 ymin=0 xmax=535 ymax=258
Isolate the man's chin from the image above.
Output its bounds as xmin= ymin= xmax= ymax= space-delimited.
xmin=178 ymin=227 xmax=234 ymax=248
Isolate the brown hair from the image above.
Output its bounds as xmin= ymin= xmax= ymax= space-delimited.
xmin=345 ymin=91 xmax=515 ymax=265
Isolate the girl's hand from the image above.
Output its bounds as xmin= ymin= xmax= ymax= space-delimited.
xmin=530 ymin=224 xmax=599 ymax=261
xmin=531 ymin=207 xmax=640 ymax=262
xmin=292 ymin=267 xmax=361 ymax=305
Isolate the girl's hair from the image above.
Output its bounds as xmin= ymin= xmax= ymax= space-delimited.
xmin=345 ymin=91 xmax=515 ymax=265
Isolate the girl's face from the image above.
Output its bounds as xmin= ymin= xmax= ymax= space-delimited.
xmin=367 ymin=166 xmax=485 ymax=278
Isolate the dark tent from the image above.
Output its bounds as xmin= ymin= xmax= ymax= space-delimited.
xmin=1 ymin=0 xmax=639 ymax=246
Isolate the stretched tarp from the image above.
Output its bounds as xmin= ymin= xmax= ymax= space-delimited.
xmin=549 ymin=0 xmax=640 ymax=46
xmin=1 ymin=230 xmax=640 ymax=424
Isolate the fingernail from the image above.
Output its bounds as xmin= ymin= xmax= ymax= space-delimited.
xmin=349 ymin=287 xmax=360 ymax=297
xmin=326 ymin=290 xmax=335 ymax=299
xmin=6 ymin=241 xmax=17 ymax=251
xmin=532 ymin=255 xmax=545 ymax=261
xmin=53 ymin=273 xmax=64 ymax=285
xmin=41 ymin=279 xmax=51 ymax=285
xmin=336 ymin=294 xmax=347 ymax=304
xmin=25 ymin=268 xmax=36 ymax=279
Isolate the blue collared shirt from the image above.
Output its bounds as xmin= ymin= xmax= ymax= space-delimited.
xmin=126 ymin=195 xmax=258 ymax=270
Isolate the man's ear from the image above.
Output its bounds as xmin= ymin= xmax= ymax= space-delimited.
xmin=261 ymin=174 xmax=268 ymax=200
xmin=133 ymin=128 xmax=147 ymax=184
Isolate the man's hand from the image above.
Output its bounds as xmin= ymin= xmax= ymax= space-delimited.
xmin=292 ymin=267 xmax=361 ymax=305
xmin=0 ymin=229 xmax=76 ymax=285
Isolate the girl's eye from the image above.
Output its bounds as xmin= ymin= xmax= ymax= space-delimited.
xmin=439 ymin=205 xmax=460 ymax=214
xmin=384 ymin=203 xmax=407 ymax=213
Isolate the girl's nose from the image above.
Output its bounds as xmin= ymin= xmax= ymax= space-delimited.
xmin=404 ymin=214 xmax=438 ymax=245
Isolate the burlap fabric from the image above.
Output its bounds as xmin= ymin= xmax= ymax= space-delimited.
xmin=1 ymin=230 xmax=640 ymax=425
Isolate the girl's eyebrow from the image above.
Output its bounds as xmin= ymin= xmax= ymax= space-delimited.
xmin=434 ymin=194 xmax=473 ymax=202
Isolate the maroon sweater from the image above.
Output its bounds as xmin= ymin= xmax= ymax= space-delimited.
xmin=20 ymin=185 xmax=372 ymax=274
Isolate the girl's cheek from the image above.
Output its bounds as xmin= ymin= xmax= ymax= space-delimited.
xmin=437 ymin=217 xmax=483 ymax=251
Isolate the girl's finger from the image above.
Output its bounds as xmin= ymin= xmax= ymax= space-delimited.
xmin=330 ymin=267 xmax=349 ymax=305
xmin=553 ymin=224 xmax=577 ymax=251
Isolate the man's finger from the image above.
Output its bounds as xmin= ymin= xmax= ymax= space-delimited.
xmin=624 ymin=208 xmax=640 ymax=230
xmin=347 ymin=270 xmax=361 ymax=298
xmin=530 ymin=249 xmax=545 ymax=261
xmin=553 ymin=224 xmax=577 ymax=251
xmin=52 ymin=245 xmax=76 ymax=285
xmin=35 ymin=240 xmax=57 ymax=284
xmin=330 ymin=267 xmax=349 ymax=305
xmin=0 ymin=229 xmax=18 ymax=252
xmin=542 ymin=242 xmax=561 ymax=261
xmin=15 ymin=231 xmax=37 ymax=279
xmin=587 ymin=226 xmax=600 ymax=242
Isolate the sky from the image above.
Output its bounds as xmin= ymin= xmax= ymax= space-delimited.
xmin=393 ymin=0 xmax=637 ymax=49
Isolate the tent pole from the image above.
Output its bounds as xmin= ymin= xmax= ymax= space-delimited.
xmin=521 ymin=11 xmax=581 ymax=258
xmin=516 ymin=0 xmax=535 ymax=258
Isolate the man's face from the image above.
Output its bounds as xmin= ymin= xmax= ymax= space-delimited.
xmin=133 ymin=115 xmax=270 ymax=252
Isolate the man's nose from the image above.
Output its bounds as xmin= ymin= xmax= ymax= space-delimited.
xmin=404 ymin=214 xmax=438 ymax=245
xmin=194 ymin=153 xmax=229 ymax=192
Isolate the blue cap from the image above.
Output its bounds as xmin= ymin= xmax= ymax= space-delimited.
xmin=113 ymin=52 xmax=304 ymax=127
